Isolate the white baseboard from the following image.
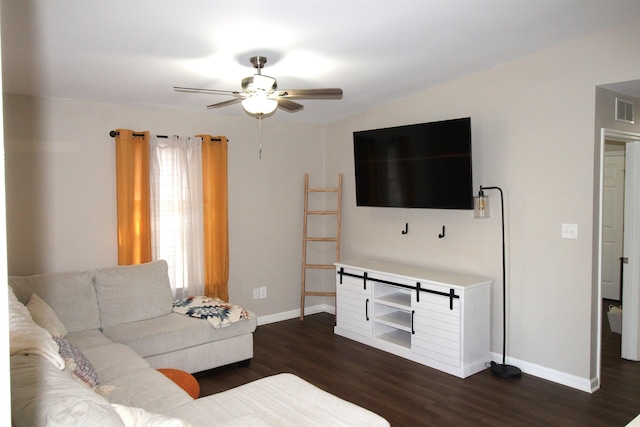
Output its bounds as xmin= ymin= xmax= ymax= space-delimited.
xmin=490 ymin=352 xmax=594 ymax=393
xmin=256 ymin=304 xmax=335 ymax=326
xmin=256 ymin=309 xmax=593 ymax=393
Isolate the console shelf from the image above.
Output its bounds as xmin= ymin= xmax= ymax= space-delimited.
xmin=375 ymin=310 xmax=412 ymax=331
xmin=334 ymin=259 xmax=491 ymax=379
xmin=375 ymin=292 xmax=411 ymax=309
xmin=376 ymin=329 xmax=411 ymax=348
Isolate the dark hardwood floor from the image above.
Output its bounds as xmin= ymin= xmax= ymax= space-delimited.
xmin=195 ymin=302 xmax=640 ymax=426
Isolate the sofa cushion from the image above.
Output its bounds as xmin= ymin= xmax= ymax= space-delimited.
xmin=105 ymin=368 xmax=195 ymax=413
xmin=80 ymin=342 xmax=154 ymax=384
xmin=65 ymin=340 xmax=194 ymax=413
xmin=102 ymin=312 xmax=257 ymax=359
xmin=65 ymin=329 xmax=115 ymax=351
xmin=9 ymin=270 xmax=101 ymax=333
xmin=94 ymin=260 xmax=173 ymax=329
xmin=27 ymin=293 xmax=68 ymax=338
xmin=11 ymin=353 xmax=124 ymax=427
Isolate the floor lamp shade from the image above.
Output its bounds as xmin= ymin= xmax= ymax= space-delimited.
xmin=475 ymin=185 xmax=521 ymax=379
xmin=474 ymin=193 xmax=490 ymax=219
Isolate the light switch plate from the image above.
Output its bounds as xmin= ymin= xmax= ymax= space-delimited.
xmin=562 ymin=223 xmax=578 ymax=239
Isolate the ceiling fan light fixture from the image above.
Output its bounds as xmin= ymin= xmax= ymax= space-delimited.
xmin=242 ymin=94 xmax=278 ymax=115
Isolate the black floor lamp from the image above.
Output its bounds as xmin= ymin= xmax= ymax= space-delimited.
xmin=474 ymin=185 xmax=522 ymax=379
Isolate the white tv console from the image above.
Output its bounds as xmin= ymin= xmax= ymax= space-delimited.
xmin=334 ymin=259 xmax=492 ymax=378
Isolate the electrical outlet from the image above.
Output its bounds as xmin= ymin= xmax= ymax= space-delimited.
xmin=254 ymin=287 xmax=267 ymax=299
xmin=561 ymin=223 xmax=578 ymax=239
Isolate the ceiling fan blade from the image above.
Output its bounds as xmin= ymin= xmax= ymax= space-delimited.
xmin=276 ymin=88 xmax=343 ymax=99
xmin=276 ymin=98 xmax=304 ymax=112
xmin=174 ymin=86 xmax=240 ymax=96
xmin=206 ymin=98 xmax=243 ymax=109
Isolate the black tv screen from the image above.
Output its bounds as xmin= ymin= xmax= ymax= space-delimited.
xmin=353 ymin=117 xmax=473 ymax=209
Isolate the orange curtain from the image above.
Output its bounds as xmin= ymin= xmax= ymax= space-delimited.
xmin=115 ymin=129 xmax=152 ymax=265
xmin=199 ymin=135 xmax=229 ymax=300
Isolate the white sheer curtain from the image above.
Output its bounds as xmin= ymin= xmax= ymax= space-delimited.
xmin=149 ymin=135 xmax=205 ymax=298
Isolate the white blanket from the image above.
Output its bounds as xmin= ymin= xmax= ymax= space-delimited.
xmin=8 ymin=287 xmax=65 ymax=370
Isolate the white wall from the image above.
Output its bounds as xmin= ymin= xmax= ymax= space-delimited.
xmin=3 ymin=95 xmax=326 ymax=318
xmin=324 ymin=18 xmax=640 ymax=390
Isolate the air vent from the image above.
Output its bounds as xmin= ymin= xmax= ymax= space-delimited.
xmin=615 ymin=97 xmax=634 ymax=124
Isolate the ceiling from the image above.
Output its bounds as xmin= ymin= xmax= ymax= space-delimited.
xmin=2 ymin=0 xmax=640 ymax=125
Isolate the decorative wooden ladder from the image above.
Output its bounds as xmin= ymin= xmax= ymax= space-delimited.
xmin=300 ymin=173 xmax=342 ymax=320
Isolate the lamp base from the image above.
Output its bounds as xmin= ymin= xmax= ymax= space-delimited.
xmin=490 ymin=362 xmax=522 ymax=378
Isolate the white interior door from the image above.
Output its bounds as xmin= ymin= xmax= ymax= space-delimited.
xmin=602 ymin=151 xmax=625 ymax=301
xmin=622 ymin=141 xmax=640 ymax=361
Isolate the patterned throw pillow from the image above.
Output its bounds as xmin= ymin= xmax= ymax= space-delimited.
xmin=53 ymin=336 xmax=100 ymax=389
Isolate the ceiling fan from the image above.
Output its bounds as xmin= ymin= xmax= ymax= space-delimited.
xmin=174 ymin=56 xmax=343 ymax=116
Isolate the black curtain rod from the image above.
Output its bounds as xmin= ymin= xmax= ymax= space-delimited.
xmin=109 ymin=130 xmax=223 ymax=142
xmin=109 ymin=130 xmax=144 ymax=137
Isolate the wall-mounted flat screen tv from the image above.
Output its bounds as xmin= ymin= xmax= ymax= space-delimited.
xmin=353 ymin=117 xmax=473 ymax=209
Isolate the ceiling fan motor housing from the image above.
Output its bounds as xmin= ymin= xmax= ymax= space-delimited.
xmin=250 ymin=56 xmax=267 ymax=70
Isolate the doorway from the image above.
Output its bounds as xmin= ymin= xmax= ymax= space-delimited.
xmin=598 ymin=129 xmax=640 ymax=379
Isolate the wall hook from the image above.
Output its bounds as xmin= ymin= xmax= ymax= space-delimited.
xmin=438 ymin=225 xmax=446 ymax=238
xmin=402 ymin=223 xmax=408 ymax=234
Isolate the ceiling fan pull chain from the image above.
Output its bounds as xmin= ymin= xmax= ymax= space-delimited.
xmin=258 ymin=114 xmax=263 ymax=159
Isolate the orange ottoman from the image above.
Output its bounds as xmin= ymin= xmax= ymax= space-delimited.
xmin=157 ymin=368 xmax=200 ymax=399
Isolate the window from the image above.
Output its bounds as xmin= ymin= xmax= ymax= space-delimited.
xmin=149 ymin=136 xmax=204 ymax=298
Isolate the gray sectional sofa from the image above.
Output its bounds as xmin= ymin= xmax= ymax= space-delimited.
xmin=8 ymin=260 xmax=390 ymax=426
xmin=10 ymin=260 xmax=256 ymax=374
